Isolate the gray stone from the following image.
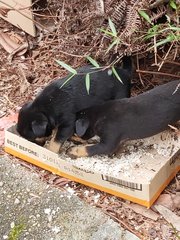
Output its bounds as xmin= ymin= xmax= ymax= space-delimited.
xmin=0 ymin=156 xmax=139 ymax=240
xmin=123 ymin=230 xmax=140 ymax=240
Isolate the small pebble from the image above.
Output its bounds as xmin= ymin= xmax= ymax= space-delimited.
xmin=10 ymin=222 xmax=15 ymax=228
xmin=14 ymin=198 xmax=20 ymax=205
xmin=52 ymin=226 xmax=61 ymax=233
xmin=44 ymin=208 xmax=51 ymax=215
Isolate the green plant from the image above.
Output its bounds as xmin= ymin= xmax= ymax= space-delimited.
xmin=100 ymin=18 xmax=121 ymax=54
xmin=138 ymin=7 xmax=180 ymax=53
xmin=55 ymin=46 xmax=123 ymax=93
xmin=145 ymin=24 xmax=180 ymax=48
xmin=169 ymin=0 xmax=177 ymax=10
xmin=139 ymin=10 xmax=152 ymax=25
xmin=8 ymin=222 xmax=25 ymax=240
xmin=55 ymin=56 xmax=102 ymax=94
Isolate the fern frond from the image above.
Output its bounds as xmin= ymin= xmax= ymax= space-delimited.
xmin=121 ymin=0 xmax=142 ymax=38
xmin=120 ymin=0 xmax=151 ymax=38
xmin=150 ymin=5 xmax=167 ymax=23
xmin=110 ymin=1 xmax=127 ymax=29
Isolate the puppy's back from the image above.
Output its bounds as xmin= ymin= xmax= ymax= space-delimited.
xmin=79 ymin=80 xmax=180 ymax=140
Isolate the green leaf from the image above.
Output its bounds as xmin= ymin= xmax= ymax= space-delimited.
xmin=155 ymin=34 xmax=175 ymax=47
xmin=144 ymin=25 xmax=159 ymax=40
xmin=108 ymin=18 xmax=117 ymax=37
xmin=158 ymin=26 xmax=180 ymax=34
xmin=112 ymin=66 xmax=123 ymax=83
xmin=55 ymin=60 xmax=77 ymax=74
xmin=106 ymin=38 xmax=120 ymax=54
xmin=60 ymin=74 xmax=76 ymax=88
xmin=86 ymin=56 xmax=100 ymax=68
xmin=85 ymin=73 xmax=90 ymax=94
xmin=169 ymin=0 xmax=177 ymax=9
xmin=168 ymin=26 xmax=180 ymax=31
xmin=139 ymin=10 xmax=152 ymax=24
xmin=148 ymin=34 xmax=178 ymax=50
xmin=100 ymin=28 xmax=116 ymax=37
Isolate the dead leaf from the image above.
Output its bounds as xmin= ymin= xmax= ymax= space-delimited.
xmin=0 ymin=32 xmax=28 ymax=60
xmin=18 ymin=64 xmax=30 ymax=94
xmin=8 ymin=43 xmax=28 ymax=61
xmin=9 ymin=33 xmax=23 ymax=44
xmin=125 ymin=203 xmax=159 ymax=221
xmin=154 ymin=204 xmax=180 ymax=231
xmin=155 ymin=194 xmax=174 ymax=210
xmin=0 ymin=32 xmax=15 ymax=53
xmin=0 ymin=7 xmax=10 ymax=17
xmin=172 ymin=193 xmax=180 ymax=209
xmin=155 ymin=193 xmax=180 ymax=211
xmin=175 ymin=176 xmax=180 ymax=191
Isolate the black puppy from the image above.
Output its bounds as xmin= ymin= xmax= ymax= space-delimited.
xmin=17 ymin=56 xmax=132 ymax=153
xmin=67 ymin=80 xmax=180 ymax=158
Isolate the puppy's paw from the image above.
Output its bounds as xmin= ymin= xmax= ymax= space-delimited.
xmin=67 ymin=145 xmax=90 ymax=159
xmin=35 ymin=137 xmax=48 ymax=146
xmin=46 ymin=139 xmax=62 ymax=153
xmin=70 ymin=135 xmax=88 ymax=144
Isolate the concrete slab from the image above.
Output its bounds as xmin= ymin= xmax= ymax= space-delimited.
xmin=0 ymin=156 xmax=139 ymax=240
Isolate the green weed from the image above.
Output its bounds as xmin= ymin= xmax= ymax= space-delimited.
xmin=8 ymin=222 xmax=25 ymax=240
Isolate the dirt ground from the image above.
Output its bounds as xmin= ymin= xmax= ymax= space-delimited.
xmin=0 ymin=6 xmax=180 ymax=239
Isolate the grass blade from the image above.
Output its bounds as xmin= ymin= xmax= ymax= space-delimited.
xmin=55 ymin=60 xmax=77 ymax=74
xmin=85 ymin=73 xmax=90 ymax=94
xmin=148 ymin=34 xmax=177 ymax=50
xmin=86 ymin=56 xmax=100 ymax=68
xmin=155 ymin=35 xmax=175 ymax=47
xmin=169 ymin=0 xmax=177 ymax=10
xmin=108 ymin=18 xmax=117 ymax=37
xmin=100 ymin=28 xmax=116 ymax=37
xmin=106 ymin=38 xmax=119 ymax=54
xmin=169 ymin=26 xmax=180 ymax=31
xmin=139 ymin=10 xmax=152 ymax=24
xmin=112 ymin=66 xmax=123 ymax=83
xmin=60 ymin=74 xmax=76 ymax=88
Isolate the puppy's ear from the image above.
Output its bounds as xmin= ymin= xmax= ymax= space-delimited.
xmin=32 ymin=119 xmax=48 ymax=137
xmin=75 ymin=119 xmax=89 ymax=137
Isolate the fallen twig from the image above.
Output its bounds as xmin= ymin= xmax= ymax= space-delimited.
xmin=136 ymin=70 xmax=180 ymax=79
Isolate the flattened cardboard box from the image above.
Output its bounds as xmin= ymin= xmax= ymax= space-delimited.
xmin=0 ymin=0 xmax=36 ymax=36
xmin=5 ymin=125 xmax=180 ymax=208
xmin=0 ymin=0 xmax=47 ymax=36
